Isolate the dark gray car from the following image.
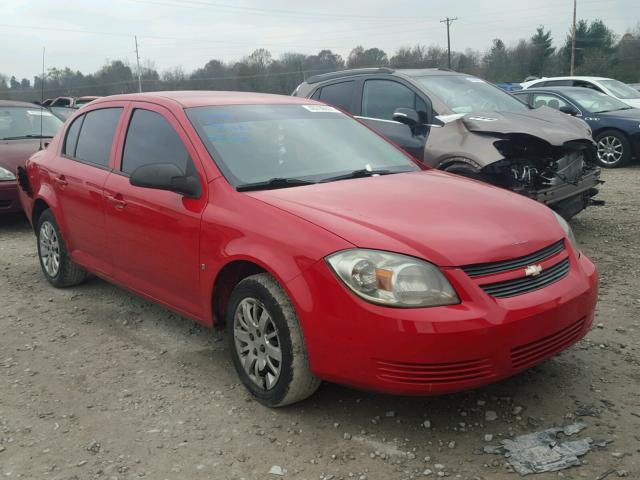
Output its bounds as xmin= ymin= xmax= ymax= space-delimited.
xmin=293 ymin=68 xmax=602 ymax=218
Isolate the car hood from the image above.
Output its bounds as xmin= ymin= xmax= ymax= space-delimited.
xmin=247 ymin=170 xmax=564 ymax=267
xmin=459 ymin=106 xmax=593 ymax=146
xmin=0 ymin=139 xmax=42 ymax=172
xmin=595 ymin=108 xmax=640 ymax=122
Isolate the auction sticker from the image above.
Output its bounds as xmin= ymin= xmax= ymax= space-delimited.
xmin=302 ymin=105 xmax=339 ymax=113
xmin=27 ymin=110 xmax=53 ymax=116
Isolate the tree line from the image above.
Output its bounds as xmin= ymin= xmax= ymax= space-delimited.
xmin=1 ymin=19 xmax=638 ymax=102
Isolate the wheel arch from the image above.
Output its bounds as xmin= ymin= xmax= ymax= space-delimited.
xmin=210 ymin=258 xmax=272 ymax=326
xmin=31 ymin=198 xmax=51 ymax=233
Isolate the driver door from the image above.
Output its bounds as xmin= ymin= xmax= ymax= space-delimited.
xmin=356 ymin=79 xmax=431 ymax=160
xmin=103 ymin=103 xmax=208 ymax=319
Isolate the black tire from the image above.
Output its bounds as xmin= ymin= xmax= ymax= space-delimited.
xmin=442 ymin=162 xmax=492 ymax=183
xmin=594 ymin=130 xmax=631 ymax=168
xmin=226 ymin=273 xmax=320 ymax=407
xmin=36 ymin=209 xmax=87 ymax=288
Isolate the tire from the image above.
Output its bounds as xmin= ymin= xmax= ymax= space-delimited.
xmin=226 ymin=273 xmax=320 ymax=407
xmin=594 ymin=130 xmax=631 ymax=168
xmin=442 ymin=162 xmax=492 ymax=183
xmin=36 ymin=209 xmax=87 ymax=288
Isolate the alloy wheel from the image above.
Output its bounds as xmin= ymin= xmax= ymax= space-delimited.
xmin=233 ymin=298 xmax=282 ymax=390
xmin=39 ymin=221 xmax=60 ymax=277
xmin=597 ymin=135 xmax=624 ymax=165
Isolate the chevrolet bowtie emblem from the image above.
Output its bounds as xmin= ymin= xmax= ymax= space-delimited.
xmin=524 ymin=264 xmax=543 ymax=277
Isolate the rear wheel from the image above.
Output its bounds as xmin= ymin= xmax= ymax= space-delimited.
xmin=36 ymin=209 xmax=87 ymax=287
xmin=594 ymin=130 xmax=630 ymax=168
xmin=226 ymin=273 xmax=320 ymax=407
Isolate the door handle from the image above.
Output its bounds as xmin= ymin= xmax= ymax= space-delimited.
xmin=54 ymin=175 xmax=68 ymax=188
xmin=104 ymin=193 xmax=127 ymax=210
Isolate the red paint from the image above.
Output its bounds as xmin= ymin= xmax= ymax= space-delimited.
xmin=18 ymin=92 xmax=598 ymax=396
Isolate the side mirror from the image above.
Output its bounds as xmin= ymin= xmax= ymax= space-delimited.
xmin=130 ymin=163 xmax=200 ymax=198
xmin=392 ymin=108 xmax=421 ymax=127
xmin=559 ymin=105 xmax=579 ymax=116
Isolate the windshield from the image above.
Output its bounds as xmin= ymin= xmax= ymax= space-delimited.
xmin=414 ymin=75 xmax=529 ymax=114
xmin=0 ymin=107 xmax=63 ymax=140
xmin=186 ymin=104 xmax=419 ymax=187
xmin=569 ymin=89 xmax=631 ymax=113
xmin=600 ymin=79 xmax=640 ymax=99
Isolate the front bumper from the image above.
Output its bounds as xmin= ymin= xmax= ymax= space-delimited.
xmin=287 ymin=251 xmax=598 ymax=395
xmin=532 ymin=167 xmax=601 ymax=206
xmin=0 ymin=180 xmax=22 ymax=214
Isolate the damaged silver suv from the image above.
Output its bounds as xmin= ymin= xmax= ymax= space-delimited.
xmin=293 ymin=68 xmax=602 ymax=218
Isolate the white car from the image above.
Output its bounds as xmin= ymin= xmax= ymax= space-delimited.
xmin=521 ymin=76 xmax=640 ymax=109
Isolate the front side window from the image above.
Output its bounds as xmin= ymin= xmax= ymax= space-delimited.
xmin=0 ymin=107 xmax=62 ymax=140
xmin=186 ymin=104 xmax=419 ymax=187
xmin=362 ymin=80 xmax=422 ymax=121
xmin=544 ymin=80 xmax=572 ymax=87
xmin=531 ymin=93 xmax=569 ymax=111
xmin=415 ymin=75 xmax=528 ymax=114
xmin=121 ymin=109 xmax=193 ymax=176
xmin=318 ymin=81 xmax=355 ymax=112
xmin=74 ymin=108 xmax=122 ymax=167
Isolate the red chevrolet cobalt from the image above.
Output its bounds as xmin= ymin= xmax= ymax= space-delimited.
xmin=18 ymin=92 xmax=598 ymax=407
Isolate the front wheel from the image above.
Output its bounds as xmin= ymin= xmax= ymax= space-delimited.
xmin=595 ymin=130 xmax=631 ymax=168
xmin=36 ymin=209 xmax=87 ymax=287
xmin=226 ymin=273 xmax=320 ymax=407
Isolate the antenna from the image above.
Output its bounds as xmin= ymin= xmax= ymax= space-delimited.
xmin=135 ymin=36 xmax=142 ymax=93
xmin=39 ymin=47 xmax=45 ymax=151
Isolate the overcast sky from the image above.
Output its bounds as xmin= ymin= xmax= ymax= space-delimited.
xmin=1 ymin=0 xmax=637 ymax=80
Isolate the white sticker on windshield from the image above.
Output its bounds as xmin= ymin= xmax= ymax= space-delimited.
xmin=466 ymin=78 xmax=485 ymax=83
xmin=27 ymin=110 xmax=53 ymax=116
xmin=302 ymin=105 xmax=339 ymax=113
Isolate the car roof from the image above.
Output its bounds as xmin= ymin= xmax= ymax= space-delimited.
xmin=94 ymin=91 xmax=317 ymax=108
xmin=515 ymin=86 xmax=598 ymax=95
xmin=302 ymin=67 xmax=462 ymax=85
xmin=528 ymin=76 xmax=609 ymax=82
xmin=0 ymin=99 xmax=42 ymax=108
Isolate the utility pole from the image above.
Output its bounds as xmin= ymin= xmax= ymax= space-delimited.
xmin=570 ymin=0 xmax=577 ymax=75
xmin=134 ymin=35 xmax=142 ymax=93
xmin=440 ymin=17 xmax=458 ymax=70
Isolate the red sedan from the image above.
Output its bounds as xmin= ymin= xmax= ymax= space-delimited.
xmin=18 ymin=92 xmax=598 ymax=407
xmin=0 ymin=100 xmax=62 ymax=214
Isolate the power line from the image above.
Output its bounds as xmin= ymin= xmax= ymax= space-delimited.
xmin=440 ymin=17 xmax=458 ymax=70
xmin=134 ymin=35 xmax=142 ymax=93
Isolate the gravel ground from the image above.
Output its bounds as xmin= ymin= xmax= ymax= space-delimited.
xmin=1 ymin=167 xmax=639 ymax=480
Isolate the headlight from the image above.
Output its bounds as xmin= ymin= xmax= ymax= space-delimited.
xmin=553 ymin=211 xmax=580 ymax=254
xmin=0 ymin=166 xmax=16 ymax=181
xmin=326 ymin=249 xmax=459 ymax=308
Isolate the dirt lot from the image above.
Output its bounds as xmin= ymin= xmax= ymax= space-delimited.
xmin=1 ymin=167 xmax=639 ymax=480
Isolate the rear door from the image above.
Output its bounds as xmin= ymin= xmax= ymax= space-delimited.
xmin=103 ymin=102 xmax=207 ymax=318
xmin=355 ymin=78 xmax=430 ymax=160
xmin=52 ymin=105 xmax=125 ymax=275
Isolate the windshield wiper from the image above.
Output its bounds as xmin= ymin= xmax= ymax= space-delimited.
xmin=320 ymin=168 xmax=400 ymax=183
xmin=1 ymin=134 xmax=54 ymax=140
xmin=595 ymin=107 xmax=632 ymax=113
xmin=236 ymin=177 xmax=316 ymax=192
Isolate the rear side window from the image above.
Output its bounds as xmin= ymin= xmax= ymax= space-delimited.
xmin=74 ymin=108 xmax=122 ymax=167
xmin=318 ymin=81 xmax=355 ymax=112
xmin=63 ymin=114 xmax=84 ymax=157
xmin=121 ymin=109 xmax=193 ymax=176
xmin=362 ymin=80 xmax=422 ymax=121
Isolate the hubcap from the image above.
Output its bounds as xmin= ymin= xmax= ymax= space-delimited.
xmin=39 ymin=221 xmax=60 ymax=277
xmin=597 ymin=136 xmax=623 ymax=165
xmin=233 ymin=298 xmax=282 ymax=390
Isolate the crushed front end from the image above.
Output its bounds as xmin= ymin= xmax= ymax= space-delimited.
xmin=483 ymin=135 xmax=602 ymax=219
